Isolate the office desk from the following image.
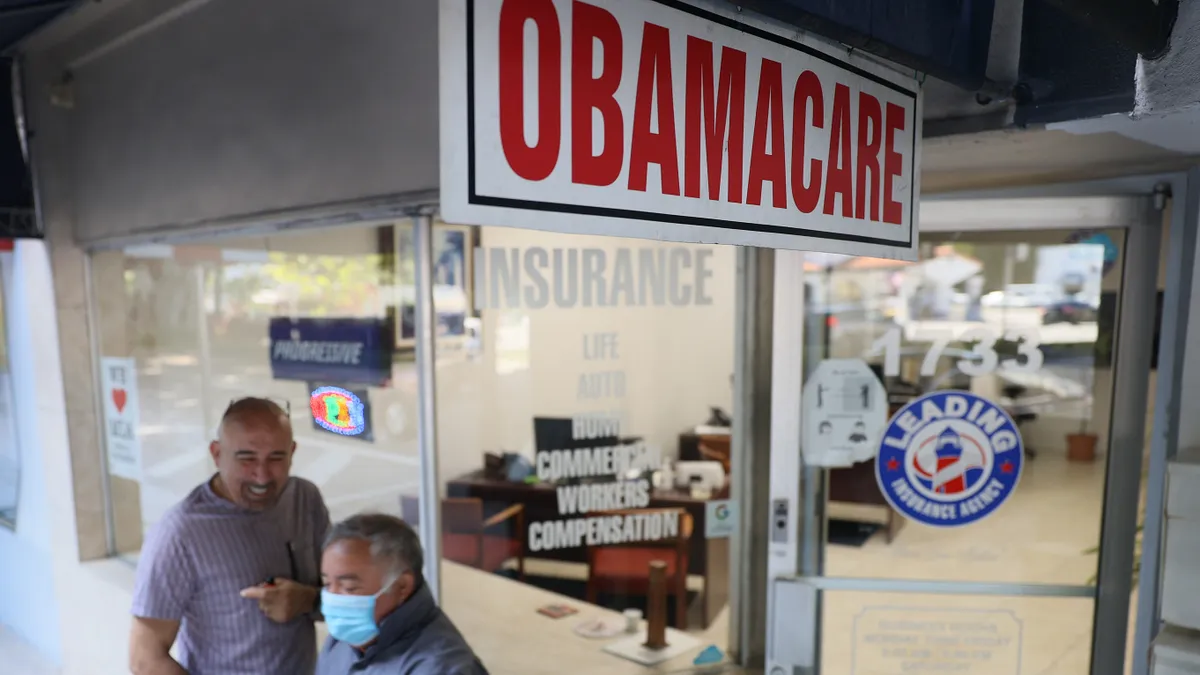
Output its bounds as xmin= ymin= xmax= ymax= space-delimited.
xmin=442 ymin=561 xmax=735 ymax=675
xmin=446 ymin=470 xmax=729 ymax=629
xmin=829 ymin=460 xmax=905 ymax=542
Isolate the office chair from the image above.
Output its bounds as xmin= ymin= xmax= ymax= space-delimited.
xmin=400 ymin=495 xmax=526 ymax=580
xmin=585 ymin=508 xmax=693 ymax=630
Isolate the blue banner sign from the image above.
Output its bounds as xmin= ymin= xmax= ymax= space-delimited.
xmin=269 ymin=317 xmax=392 ymax=386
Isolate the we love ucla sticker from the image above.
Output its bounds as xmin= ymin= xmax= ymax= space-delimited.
xmin=875 ymin=391 xmax=1023 ymax=528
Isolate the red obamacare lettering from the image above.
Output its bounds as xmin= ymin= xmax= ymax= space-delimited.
xmin=495 ymin=0 xmax=909 ymax=226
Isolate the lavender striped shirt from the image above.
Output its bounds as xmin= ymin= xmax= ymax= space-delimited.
xmin=132 ymin=476 xmax=331 ymax=675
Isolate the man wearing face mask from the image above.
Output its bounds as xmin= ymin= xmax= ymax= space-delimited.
xmin=130 ymin=397 xmax=331 ymax=675
xmin=317 ymin=513 xmax=489 ymax=675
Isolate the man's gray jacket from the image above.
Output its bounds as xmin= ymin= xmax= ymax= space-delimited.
xmin=316 ymin=583 xmax=489 ymax=675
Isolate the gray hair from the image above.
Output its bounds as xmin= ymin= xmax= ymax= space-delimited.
xmin=324 ymin=513 xmax=425 ymax=580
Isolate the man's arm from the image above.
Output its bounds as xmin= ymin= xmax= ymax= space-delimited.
xmin=239 ymin=578 xmax=319 ymax=624
xmin=129 ymin=516 xmax=195 ymax=674
xmin=129 ymin=617 xmax=187 ymax=675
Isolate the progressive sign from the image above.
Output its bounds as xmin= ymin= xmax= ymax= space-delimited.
xmin=439 ymin=0 xmax=922 ymax=260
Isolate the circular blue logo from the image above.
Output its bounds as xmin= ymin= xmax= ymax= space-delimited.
xmin=875 ymin=391 xmax=1023 ymax=528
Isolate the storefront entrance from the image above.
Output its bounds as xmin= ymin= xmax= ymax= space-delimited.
xmin=768 ymin=196 xmax=1163 ymax=675
xmin=86 ymin=213 xmax=749 ymax=672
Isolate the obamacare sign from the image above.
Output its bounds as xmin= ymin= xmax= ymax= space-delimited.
xmin=439 ymin=0 xmax=921 ymax=260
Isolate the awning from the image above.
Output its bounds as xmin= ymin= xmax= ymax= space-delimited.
xmin=0 ymin=0 xmax=76 ymax=53
xmin=0 ymin=2 xmax=75 ymax=235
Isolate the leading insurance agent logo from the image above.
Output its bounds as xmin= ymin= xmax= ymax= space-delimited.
xmin=875 ymin=391 xmax=1023 ymax=528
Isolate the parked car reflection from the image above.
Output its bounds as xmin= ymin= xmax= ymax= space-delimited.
xmin=1041 ymin=298 xmax=1100 ymax=325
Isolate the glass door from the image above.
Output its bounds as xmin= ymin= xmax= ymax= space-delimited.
xmin=778 ymin=198 xmax=1161 ymax=675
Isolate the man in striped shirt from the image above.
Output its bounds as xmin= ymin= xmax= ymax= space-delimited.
xmin=129 ymin=397 xmax=332 ymax=675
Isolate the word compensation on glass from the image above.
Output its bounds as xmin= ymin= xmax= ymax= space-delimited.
xmin=528 ymin=416 xmax=671 ymax=552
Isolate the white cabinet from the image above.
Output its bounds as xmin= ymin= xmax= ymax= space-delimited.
xmin=1158 ymin=450 xmax=1200 ymax=671
xmin=1162 ymin=519 xmax=1200 ymax=632
xmin=1167 ymin=451 xmax=1200 ymax=520
xmin=1152 ymin=626 xmax=1200 ymax=675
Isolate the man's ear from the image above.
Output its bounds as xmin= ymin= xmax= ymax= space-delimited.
xmin=209 ymin=440 xmax=221 ymax=464
xmin=394 ymin=571 xmax=417 ymax=604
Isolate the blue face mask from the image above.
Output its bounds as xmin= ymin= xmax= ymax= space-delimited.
xmin=321 ymin=580 xmax=395 ymax=647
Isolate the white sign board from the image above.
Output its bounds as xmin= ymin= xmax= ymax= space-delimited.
xmin=100 ymin=357 xmax=142 ymax=481
xmin=802 ymin=359 xmax=886 ymax=467
xmin=439 ymin=0 xmax=921 ymax=260
xmin=705 ymin=499 xmax=736 ymax=539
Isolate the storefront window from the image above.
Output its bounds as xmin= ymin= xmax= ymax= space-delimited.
xmin=808 ymin=229 xmax=1124 ymax=672
xmin=431 ymin=223 xmax=737 ymax=672
xmin=91 ymin=218 xmax=741 ymax=667
xmin=0 ymin=256 xmax=17 ymax=529
xmin=92 ymin=223 xmax=421 ymax=556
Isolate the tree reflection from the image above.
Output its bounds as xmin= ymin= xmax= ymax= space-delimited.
xmin=254 ymin=252 xmax=388 ymax=317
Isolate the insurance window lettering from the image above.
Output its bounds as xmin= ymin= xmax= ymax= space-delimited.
xmin=432 ymin=224 xmax=738 ymax=672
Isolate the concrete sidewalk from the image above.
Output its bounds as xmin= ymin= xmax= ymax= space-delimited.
xmin=0 ymin=625 xmax=60 ymax=675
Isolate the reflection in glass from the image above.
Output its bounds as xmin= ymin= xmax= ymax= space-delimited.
xmin=430 ymin=226 xmax=737 ymax=672
xmin=95 ymin=224 xmax=422 ymax=557
xmin=816 ymin=231 xmax=1121 ymax=587
xmin=0 ymin=263 xmax=16 ymax=529
xmin=394 ymin=222 xmax=473 ymax=351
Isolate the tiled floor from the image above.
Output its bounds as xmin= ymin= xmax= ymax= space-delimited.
xmin=818 ymin=451 xmax=1133 ymax=675
xmin=0 ymin=626 xmax=60 ymax=675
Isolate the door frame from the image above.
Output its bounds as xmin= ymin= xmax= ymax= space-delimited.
xmin=931 ymin=174 xmax=1200 ymax=675
xmin=764 ymin=183 xmax=1179 ymax=675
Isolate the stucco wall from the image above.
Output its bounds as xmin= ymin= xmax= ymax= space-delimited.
xmin=28 ymin=0 xmax=438 ymax=245
xmin=1136 ymin=0 xmax=1200 ymax=116
xmin=0 ymin=247 xmax=63 ymax=665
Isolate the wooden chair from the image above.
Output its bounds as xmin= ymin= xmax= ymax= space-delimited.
xmin=584 ymin=508 xmax=694 ymax=629
xmin=400 ymin=495 xmax=526 ymax=580
xmin=697 ymin=434 xmax=731 ymax=474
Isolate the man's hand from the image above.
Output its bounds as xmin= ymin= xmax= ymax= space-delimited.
xmin=239 ymin=578 xmax=318 ymax=624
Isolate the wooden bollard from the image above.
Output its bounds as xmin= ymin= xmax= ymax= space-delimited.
xmin=643 ymin=560 xmax=669 ymax=650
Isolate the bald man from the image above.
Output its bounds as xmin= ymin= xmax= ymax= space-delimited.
xmin=130 ymin=397 xmax=331 ymax=675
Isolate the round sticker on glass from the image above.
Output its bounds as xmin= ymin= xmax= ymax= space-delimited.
xmin=310 ymin=386 xmax=366 ymax=436
xmin=875 ymin=391 xmax=1023 ymax=528
xmin=1066 ymin=229 xmax=1119 ymax=277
